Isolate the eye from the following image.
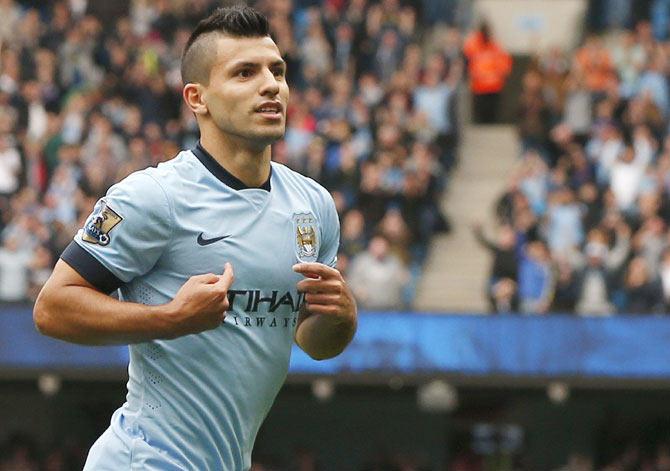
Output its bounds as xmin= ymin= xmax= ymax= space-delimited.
xmin=237 ymin=68 xmax=253 ymax=78
xmin=273 ymin=68 xmax=285 ymax=78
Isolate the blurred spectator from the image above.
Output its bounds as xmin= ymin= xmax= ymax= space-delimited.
xmin=376 ymin=207 xmax=412 ymax=264
xmin=0 ymin=433 xmax=39 ymax=471
xmin=348 ymin=235 xmax=409 ymax=311
xmin=518 ymin=69 xmax=551 ymax=153
xmin=638 ymin=52 xmax=669 ymax=115
xmin=413 ymin=57 xmax=461 ymax=170
xmin=463 ymin=21 xmax=512 ymax=124
xmin=632 ymin=214 xmax=666 ymax=275
xmin=579 ymin=183 xmax=603 ymax=232
xmin=517 ymin=240 xmax=553 ymax=314
xmin=574 ymin=35 xmax=615 ymax=93
xmin=299 ymin=11 xmax=332 ymax=80
xmin=659 ymin=248 xmax=670 ymax=308
xmin=589 ymin=123 xmax=624 ymax=188
xmin=340 ymin=208 xmax=367 ymax=258
xmin=0 ymin=1 xmax=22 ymax=45
xmin=0 ymin=235 xmax=31 ymax=302
xmin=656 ymin=443 xmax=670 ymax=470
xmin=289 ymin=446 xmax=320 ymax=471
xmin=609 ymin=144 xmax=647 ymax=212
xmin=652 ymin=0 xmax=670 ymax=40
xmin=545 ymin=187 xmax=584 ymax=256
xmin=0 ymin=134 xmax=21 ymax=197
xmin=516 ymin=150 xmax=549 ymax=217
xmin=621 ymin=255 xmax=663 ymax=312
xmin=551 ymin=258 xmax=579 ymax=312
xmin=611 ymin=30 xmax=647 ymax=98
xmin=555 ymin=452 xmax=594 ymax=471
xmin=562 ymin=73 xmax=593 ymax=141
xmin=580 ymin=223 xmax=631 ymax=315
xmin=472 ymin=222 xmax=518 ymax=312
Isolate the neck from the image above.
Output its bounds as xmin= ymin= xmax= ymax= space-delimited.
xmin=200 ymin=130 xmax=272 ymax=188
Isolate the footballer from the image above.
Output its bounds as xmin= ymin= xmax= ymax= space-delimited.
xmin=33 ymin=6 xmax=357 ymax=470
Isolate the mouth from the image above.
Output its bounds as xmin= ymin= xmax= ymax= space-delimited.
xmin=254 ymin=101 xmax=283 ymax=121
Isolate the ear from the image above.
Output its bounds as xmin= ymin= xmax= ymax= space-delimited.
xmin=183 ymin=83 xmax=208 ymax=116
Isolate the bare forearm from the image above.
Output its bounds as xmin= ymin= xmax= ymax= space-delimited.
xmin=295 ymin=306 xmax=357 ymax=360
xmin=473 ymin=228 xmax=496 ymax=251
xmin=34 ymin=283 xmax=171 ymax=345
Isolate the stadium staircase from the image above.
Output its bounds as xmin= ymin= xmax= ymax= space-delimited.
xmin=414 ymin=125 xmax=519 ymax=313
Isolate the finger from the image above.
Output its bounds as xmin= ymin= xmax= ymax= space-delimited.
xmin=215 ymin=262 xmax=235 ymax=290
xmin=297 ymin=278 xmax=343 ymax=294
xmin=293 ymin=262 xmax=341 ymax=280
xmin=194 ymin=273 xmax=219 ymax=284
xmin=304 ymin=303 xmax=339 ymax=315
xmin=305 ymin=293 xmax=341 ymax=305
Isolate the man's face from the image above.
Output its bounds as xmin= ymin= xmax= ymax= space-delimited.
xmin=202 ymin=35 xmax=289 ymax=148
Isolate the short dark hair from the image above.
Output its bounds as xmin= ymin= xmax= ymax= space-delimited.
xmin=181 ymin=5 xmax=271 ymax=85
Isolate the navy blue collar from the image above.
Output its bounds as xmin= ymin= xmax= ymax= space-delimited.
xmin=192 ymin=142 xmax=271 ymax=191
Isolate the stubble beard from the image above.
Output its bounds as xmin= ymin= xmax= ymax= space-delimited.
xmin=229 ymin=119 xmax=286 ymax=150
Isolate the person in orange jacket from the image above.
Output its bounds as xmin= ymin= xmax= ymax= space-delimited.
xmin=464 ymin=21 xmax=513 ymax=124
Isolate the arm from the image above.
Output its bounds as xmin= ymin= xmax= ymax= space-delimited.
xmin=34 ymin=170 xmax=237 ymax=345
xmin=536 ymin=264 xmax=555 ymax=314
xmin=34 ymin=260 xmax=234 ymax=345
xmin=472 ymin=224 xmax=497 ymax=252
xmin=293 ymin=263 xmax=357 ymax=361
xmin=606 ymin=225 xmax=631 ymax=271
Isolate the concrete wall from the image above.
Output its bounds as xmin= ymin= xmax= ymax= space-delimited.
xmin=474 ymin=0 xmax=587 ymax=54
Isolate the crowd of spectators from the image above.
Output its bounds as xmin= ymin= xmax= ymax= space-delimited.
xmin=0 ymin=432 xmax=431 ymax=471
xmin=557 ymin=442 xmax=670 ymax=471
xmin=0 ymin=0 xmax=462 ymax=311
xmin=479 ymin=7 xmax=670 ymax=315
xmin=6 ymin=428 xmax=670 ymax=471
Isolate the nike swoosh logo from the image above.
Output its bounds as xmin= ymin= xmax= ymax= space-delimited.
xmin=197 ymin=233 xmax=230 ymax=246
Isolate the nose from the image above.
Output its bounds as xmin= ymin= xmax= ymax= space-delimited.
xmin=259 ymin=67 xmax=280 ymax=97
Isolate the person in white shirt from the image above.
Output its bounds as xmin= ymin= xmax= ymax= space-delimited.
xmin=0 ymin=134 xmax=22 ymax=196
xmin=348 ymin=235 xmax=409 ymax=310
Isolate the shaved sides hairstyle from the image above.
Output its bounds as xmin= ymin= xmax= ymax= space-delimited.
xmin=181 ymin=5 xmax=271 ymax=85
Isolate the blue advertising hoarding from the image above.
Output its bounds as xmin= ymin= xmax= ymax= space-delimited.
xmin=2 ymin=307 xmax=669 ymax=380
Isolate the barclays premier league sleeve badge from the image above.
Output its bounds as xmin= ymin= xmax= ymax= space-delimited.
xmin=81 ymin=199 xmax=123 ymax=246
xmin=293 ymin=212 xmax=319 ymax=263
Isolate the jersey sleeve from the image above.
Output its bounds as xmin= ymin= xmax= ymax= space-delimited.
xmin=60 ymin=171 xmax=173 ymax=293
xmin=317 ymin=190 xmax=340 ymax=268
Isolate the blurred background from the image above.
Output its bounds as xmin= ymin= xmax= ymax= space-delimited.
xmin=3 ymin=0 xmax=670 ymax=469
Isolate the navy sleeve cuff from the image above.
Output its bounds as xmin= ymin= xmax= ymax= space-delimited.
xmin=60 ymin=241 xmax=124 ymax=294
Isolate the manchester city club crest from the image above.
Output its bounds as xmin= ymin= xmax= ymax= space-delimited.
xmin=292 ymin=212 xmax=319 ymax=262
xmin=81 ymin=199 xmax=123 ymax=246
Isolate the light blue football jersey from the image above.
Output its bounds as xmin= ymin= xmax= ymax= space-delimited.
xmin=61 ymin=143 xmax=339 ymax=470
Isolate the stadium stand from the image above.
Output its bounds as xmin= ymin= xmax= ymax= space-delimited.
xmin=0 ymin=0 xmax=459 ymax=312
xmin=482 ymin=13 xmax=670 ymax=316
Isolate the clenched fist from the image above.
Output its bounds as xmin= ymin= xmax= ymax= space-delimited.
xmin=162 ymin=262 xmax=235 ymax=338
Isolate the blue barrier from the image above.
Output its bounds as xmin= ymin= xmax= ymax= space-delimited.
xmin=3 ymin=307 xmax=670 ymax=379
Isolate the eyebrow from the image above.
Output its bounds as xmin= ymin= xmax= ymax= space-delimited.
xmin=229 ymin=59 xmax=287 ymax=70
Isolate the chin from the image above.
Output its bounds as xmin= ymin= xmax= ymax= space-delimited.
xmin=251 ymin=128 xmax=286 ymax=144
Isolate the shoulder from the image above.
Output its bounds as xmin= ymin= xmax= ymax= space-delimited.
xmin=110 ymin=168 xmax=170 ymax=208
xmin=115 ymin=149 xmax=198 ymax=193
xmin=106 ymin=150 xmax=196 ymax=217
